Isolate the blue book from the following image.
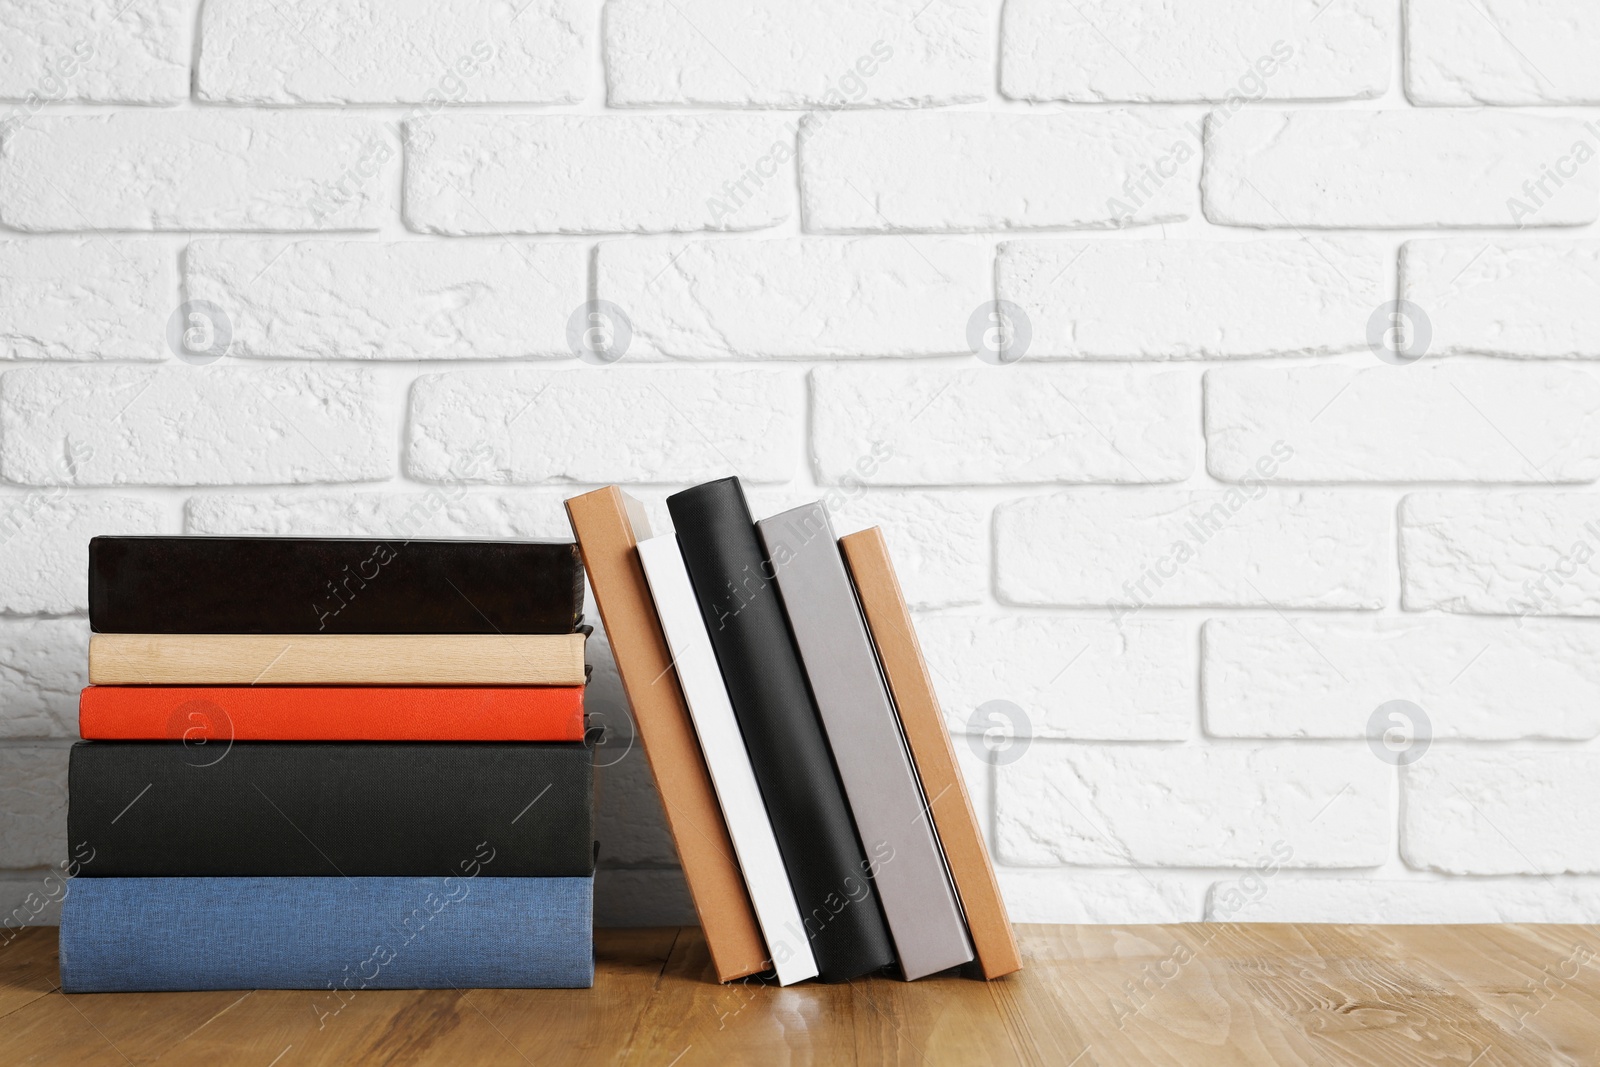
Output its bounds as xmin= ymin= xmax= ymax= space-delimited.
xmin=60 ymin=876 xmax=593 ymax=993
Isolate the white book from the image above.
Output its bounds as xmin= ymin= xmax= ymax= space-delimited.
xmin=636 ymin=534 xmax=821 ymax=986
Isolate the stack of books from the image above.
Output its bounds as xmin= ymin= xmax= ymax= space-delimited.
xmin=568 ymin=478 xmax=1021 ymax=985
xmin=59 ymin=536 xmax=594 ymax=994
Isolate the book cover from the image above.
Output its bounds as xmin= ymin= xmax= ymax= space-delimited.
xmin=79 ymin=686 xmax=587 ymax=742
xmin=666 ymin=477 xmax=896 ymax=983
xmin=758 ymin=503 xmax=974 ymax=980
xmin=839 ymin=527 xmax=1022 ymax=980
xmin=637 ymin=533 xmax=819 ymax=986
xmin=89 ymin=536 xmax=584 ymax=635
xmin=67 ymin=742 xmax=594 ymax=878
xmin=60 ymin=876 xmax=594 ymax=992
xmin=86 ymin=633 xmax=587 ymax=686
xmin=564 ymin=487 xmax=769 ymax=983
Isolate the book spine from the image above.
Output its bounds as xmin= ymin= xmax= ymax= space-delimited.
xmin=840 ymin=527 xmax=1022 ymax=979
xmin=78 ymin=686 xmax=587 ymax=742
xmin=60 ymin=877 xmax=594 ymax=992
xmin=564 ymin=488 xmax=769 ymax=983
xmin=89 ymin=536 xmax=583 ymax=635
xmin=86 ymin=632 xmax=587 ymax=686
xmin=68 ymin=742 xmax=594 ymax=878
xmin=636 ymin=534 xmax=819 ymax=986
xmin=666 ymin=477 xmax=896 ymax=982
xmin=758 ymin=503 xmax=974 ymax=980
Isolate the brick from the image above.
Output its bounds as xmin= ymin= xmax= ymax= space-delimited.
xmin=605 ymin=0 xmax=988 ymax=107
xmin=197 ymin=0 xmax=586 ymax=104
xmin=1205 ymin=364 xmax=1600 ymax=483
xmin=999 ymin=238 xmax=1384 ymax=359
xmin=0 ymin=495 xmax=164 ymax=614
xmin=1204 ymin=617 xmax=1600 ymax=740
xmin=744 ymin=490 xmax=988 ymax=609
xmin=1404 ymin=752 xmax=1600 ymax=874
xmin=596 ymin=237 xmax=987 ymax=359
xmin=1 ymin=239 xmax=170 ymax=361
xmin=1001 ymin=0 xmax=1390 ymax=102
xmin=1401 ymin=493 xmax=1600 ymax=617
xmin=0 ymin=366 xmax=393 ymax=487
xmin=800 ymin=112 xmax=1198 ymax=232
xmin=920 ymin=616 xmax=1193 ymax=741
xmin=810 ymin=365 xmax=1195 ymax=485
xmin=996 ymin=744 xmax=1389 ymax=867
xmin=404 ymin=115 xmax=792 ymax=235
xmin=1203 ymin=110 xmax=1599 ymax=228
xmin=0 ymin=113 xmax=396 ymax=232
xmin=0 ymin=0 xmax=188 ymax=105
xmin=1209 ymin=877 xmax=1600 ymax=924
xmin=186 ymin=491 xmax=575 ymax=541
xmin=999 ymin=870 xmax=1199 ymax=924
xmin=0 ymin=619 xmax=88 ymax=739
xmin=0 ymin=746 xmax=69 ymax=869
xmin=996 ymin=490 xmax=1388 ymax=609
xmin=1403 ymin=240 xmax=1600 ymax=359
xmin=185 ymin=240 xmax=586 ymax=361
xmin=1407 ymin=0 xmax=1600 ymax=105
xmin=407 ymin=368 xmax=802 ymax=484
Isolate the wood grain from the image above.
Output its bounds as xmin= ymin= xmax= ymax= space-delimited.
xmin=2 ymin=923 xmax=1594 ymax=1065
xmin=87 ymin=633 xmax=587 ymax=685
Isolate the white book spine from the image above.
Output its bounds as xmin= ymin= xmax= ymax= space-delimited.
xmin=635 ymin=534 xmax=820 ymax=986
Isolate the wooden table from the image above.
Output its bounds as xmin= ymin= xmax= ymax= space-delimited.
xmin=2 ymin=924 xmax=1597 ymax=1065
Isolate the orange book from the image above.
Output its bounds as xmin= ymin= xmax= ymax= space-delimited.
xmin=79 ymin=686 xmax=586 ymax=742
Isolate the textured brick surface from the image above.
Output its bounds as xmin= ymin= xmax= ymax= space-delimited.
xmin=1002 ymin=0 xmax=1391 ymax=102
xmin=404 ymin=115 xmax=793 ymax=235
xmin=2 ymin=1 xmax=1597 ymax=925
xmin=0 ymin=113 xmax=396 ymax=231
xmin=801 ymin=112 xmax=1199 ymax=231
xmin=185 ymin=240 xmax=587 ymax=360
xmin=1204 ymin=110 xmax=1599 ymax=228
xmin=196 ymin=0 xmax=587 ymax=104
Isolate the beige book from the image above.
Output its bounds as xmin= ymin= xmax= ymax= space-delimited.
xmin=87 ymin=633 xmax=586 ymax=686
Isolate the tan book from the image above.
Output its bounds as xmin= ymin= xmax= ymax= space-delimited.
xmin=565 ymin=487 xmax=769 ymax=983
xmin=839 ymin=526 xmax=1023 ymax=980
xmin=87 ymin=633 xmax=586 ymax=686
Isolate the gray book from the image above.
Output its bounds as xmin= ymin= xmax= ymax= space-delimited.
xmin=757 ymin=502 xmax=975 ymax=980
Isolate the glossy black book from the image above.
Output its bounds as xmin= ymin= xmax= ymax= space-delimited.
xmin=666 ymin=477 xmax=896 ymax=983
xmin=68 ymin=742 xmax=594 ymax=877
xmin=89 ymin=536 xmax=584 ymax=634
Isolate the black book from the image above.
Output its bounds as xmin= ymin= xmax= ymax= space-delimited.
xmin=67 ymin=742 xmax=594 ymax=877
xmin=88 ymin=536 xmax=584 ymax=635
xmin=666 ymin=477 xmax=895 ymax=982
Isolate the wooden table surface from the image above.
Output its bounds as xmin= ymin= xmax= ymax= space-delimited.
xmin=2 ymin=923 xmax=1597 ymax=1065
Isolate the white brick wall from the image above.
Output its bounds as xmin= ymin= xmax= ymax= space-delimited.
xmin=3 ymin=0 xmax=1598 ymax=927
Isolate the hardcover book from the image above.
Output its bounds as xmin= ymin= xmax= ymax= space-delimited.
xmin=60 ymin=876 xmax=594 ymax=992
xmin=89 ymin=536 xmax=584 ymax=635
xmin=667 ymin=477 xmax=896 ymax=983
xmin=68 ymin=742 xmax=595 ymax=878
xmin=839 ymin=527 xmax=1022 ymax=979
xmin=86 ymin=632 xmax=586 ymax=686
xmin=79 ymin=686 xmax=587 ymax=742
xmin=637 ymin=533 xmax=819 ymax=986
xmin=564 ymin=487 xmax=769 ymax=983
xmin=758 ymin=503 xmax=974 ymax=980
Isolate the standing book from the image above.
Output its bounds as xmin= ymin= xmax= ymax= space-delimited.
xmin=758 ymin=502 xmax=974 ymax=980
xmin=637 ymin=533 xmax=819 ymax=986
xmin=840 ymin=526 xmax=1022 ymax=979
xmin=667 ymin=477 xmax=896 ymax=983
xmin=564 ymin=487 xmax=770 ymax=983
